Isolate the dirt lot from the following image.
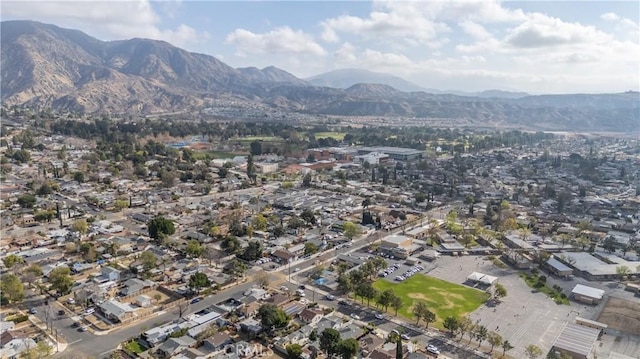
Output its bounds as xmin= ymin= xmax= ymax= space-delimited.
xmin=597 ymin=296 xmax=640 ymax=335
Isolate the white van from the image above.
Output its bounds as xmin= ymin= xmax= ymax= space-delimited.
xmin=84 ymin=308 xmax=95 ymax=315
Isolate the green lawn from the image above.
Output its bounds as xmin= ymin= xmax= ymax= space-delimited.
xmin=192 ymin=151 xmax=247 ymax=159
xmin=518 ymin=273 xmax=569 ymax=305
xmin=314 ymin=132 xmax=346 ymax=140
xmin=233 ymin=136 xmax=281 ymax=142
xmin=373 ymin=274 xmax=489 ymax=329
xmin=124 ymin=340 xmax=146 ymax=354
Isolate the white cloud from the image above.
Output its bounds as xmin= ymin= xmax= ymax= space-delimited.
xmin=320 ymin=1 xmax=450 ymax=47
xmin=600 ymin=12 xmax=620 ymax=22
xmin=1 ymin=0 xmax=208 ymax=49
xmin=225 ymin=27 xmax=326 ymax=57
xmin=458 ymin=20 xmax=492 ymax=40
xmin=505 ymin=13 xmax=610 ymax=48
xmin=334 ymin=42 xmax=357 ymax=63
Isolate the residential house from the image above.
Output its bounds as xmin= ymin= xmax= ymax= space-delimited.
xmin=99 ymin=300 xmax=137 ymax=322
xmin=156 ymin=335 xmax=196 ymax=358
xmin=99 ymin=266 xmax=121 ymax=282
xmin=271 ymin=249 xmax=297 ymax=264
xmin=0 ymin=322 xmax=15 ymax=334
xmin=237 ymin=318 xmax=263 ymax=338
xmin=359 ymin=333 xmax=385 ymax=358
xmin=120 ymin=278 xmax=155 ymax=296
xmin=202 ymin=332 xmax=234 ymax=352
xmin=0 ymin=330 xmax=36 ymax=359
xmin=298 ymin=308 xmax=323 ymax=326
xmin=135 ymin=295 xmax=153 ymax=308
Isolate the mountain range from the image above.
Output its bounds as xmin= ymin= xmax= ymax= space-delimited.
xmin=1 ymin=20 xmax=638 ymax=132
xmin=306 ymin=68 xmax=530 ymax=99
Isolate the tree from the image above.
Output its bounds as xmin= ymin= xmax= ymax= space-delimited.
xmin=421 ymin=308 xmax=436 ymax=328
xmin=525 ymin=344 xmax=543 ymax=359
xmin=494 ymin=283 xmax=507 ymax=301
xmin=2 ymin=254 xmax=25 ymax=269
xmin=602 ymin=237 xmax=618 ymax=253
xmin=342 ymin=221 xmax=361 ymax=240
xmin=185 ymin=240 xmax=204 ymax=258
xmin=17 ymin=194 xmax=37 ymax=208
xmin=0 ymin=274 xmax=24 ymax=303
xmin=487 ymin=332 xmax=503 ymax=353
xmin=253 ymin=214 xmax=268 ymax=231
xmin=114 ymin=199 xmax=129 ymax=212
xmin=71 ymin=219 xmax=88 ymax=235
xmin=304 ymin=242 xmax=319 ymax=256
xmin=140 ymin=251 xmax=157 ymax=272
xmin=443 ymin=316 xmax=460 ymax=336
xmin=224 ymin=259 xmax=248 ymax=282
xmin=48 ymin=267 xmax=74 ymax=295
xmin=390 ymin=294 xmax=403 ymax=315
xmin=286 ymin=344 xmax=303 ymax=359
xmin=377 ymin=289 xmax=394 ymax=312
xmin=302 ymin=172 xmax=312 ymax=187
xmin=188 ymin=272 xmax=211 ymax=292
xmin=148 ymin=216 xmax=175 ymax=241
xmin=474 ymin=325 xmax=488 ymax=347
xmin=502 ymin=340 xmax=514 ymax=357
xmin=616 ymin=265 xmax=631 ymax=277
xmin=415 ymin=192 xmax=426 ymax=203
xmin=240 ymin=240 xmax=263 ymax=261
xmin=73 ymin=171 xmax=85 ymax=183
xmin=458 ymin=316 xmax=473 ymax=340
xmin=221 ymin=235 xmax=241 ymax=254
xmin=247 ymin=154 xmax=256 ymax=184
xmin=412 ymin=301 xmax=428 ymax=325
xmin=319 ymin=328 xmax=341 ymax=357
xmin=250 ymin=141 xmax=263 ymax=156
xmin=256 ymin=270 xmax=270 ymax=287
xmin=337 ymin=338 xmax=359 ymax=359
xmin=300 ymin=208 xmax=317 ymax=226
xmin=258 ymin=304 xmax=289 ymax=329
xmin=22 ymin=264 xmax=43 ymax=287
xmin=357 ymin=282 xmax=378 ymax=307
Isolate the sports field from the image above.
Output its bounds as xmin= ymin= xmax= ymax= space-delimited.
xmin=374 ymin=274 xmax=489 ymax=328
xmin=314 ymin=132 xmax=346 ymax=140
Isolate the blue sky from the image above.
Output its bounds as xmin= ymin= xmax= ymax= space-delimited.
xmin=2 ymin=0 xmax=639 ymax=93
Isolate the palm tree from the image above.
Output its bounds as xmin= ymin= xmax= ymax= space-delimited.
xmin=391 ymin=295 xmax=403 ymax=316
xmin=501 ymin=340 xmax=514 ymax=357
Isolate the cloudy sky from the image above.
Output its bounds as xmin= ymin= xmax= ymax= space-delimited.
xmin=2 ymin=0 xmax=639 ymax=94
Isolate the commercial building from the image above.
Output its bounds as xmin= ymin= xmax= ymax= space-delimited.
xmin=379 ymin=234 xmax=422 ymax=259
xmin=357 ymin=147 xmax=424 ymax=161
xmin=571 ymin=284 xmax=605 ymax=305
xmin=550 ymin=322 xmax=601 ymax=359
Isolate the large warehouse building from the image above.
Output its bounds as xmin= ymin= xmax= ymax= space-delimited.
xmin=357 ymin=147 xmax=425 ymax=161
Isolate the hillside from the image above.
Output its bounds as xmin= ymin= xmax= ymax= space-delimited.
xmin=1 ymin=20 xmax=638 ymax=132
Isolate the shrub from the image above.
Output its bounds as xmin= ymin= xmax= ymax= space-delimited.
xmin=11 ymin=315 xmax=29 ymax=323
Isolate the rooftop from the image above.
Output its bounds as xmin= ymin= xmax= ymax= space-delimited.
xmin=552 ymin=323 xmax=600 ymax=357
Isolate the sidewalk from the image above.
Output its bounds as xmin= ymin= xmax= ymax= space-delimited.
xmin=28 ymin=313 xmax=68 ymax=354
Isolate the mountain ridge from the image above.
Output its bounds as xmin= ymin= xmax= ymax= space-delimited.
xmin=1 ymin=20 xmax=638 ymax=132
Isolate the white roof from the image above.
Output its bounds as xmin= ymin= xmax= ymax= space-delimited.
xmin=467 ymin=272 xmax=498 ymax=284
xmin=571 ymin=284 xmax=605 ymax=300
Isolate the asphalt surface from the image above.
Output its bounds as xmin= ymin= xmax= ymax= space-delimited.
xmin=25 ymin=198 xmax=455 ymax=358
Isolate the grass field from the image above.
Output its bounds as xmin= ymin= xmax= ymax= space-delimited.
xmin=192 ymin=151 xmax=247 ymax=159
xmin=314 ymin=132 xmax=346 ymax=140
xmin=233 ymin=136 xmax=281 ymax=142
xmin=373 ymin=274 xmax=489 ymax=328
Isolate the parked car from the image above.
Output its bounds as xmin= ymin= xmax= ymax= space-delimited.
xmin=350 ymin=313 xmax=361 ymax=320
xmin=374 ymin=313 xmax=385 ymax=320
xmin=325 ymin=294 xmax=336 ymax=301
xmin=58 ymin=310 xmax=65 ymax=316
xmin=427 ymin=345 xmax=440 ymax=354
xmin=78 ymin=326 xmax=88 ymax=332
xmin=190 ymin=298 xmax=202 ymax=304
xmin=401 ymin=334 xmax=410 ymax=340
xmin=29 ymin=308 xmax=37 ymax=314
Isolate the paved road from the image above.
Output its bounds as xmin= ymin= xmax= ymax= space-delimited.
xmin=38 ymin=198 xmax=451 ymax=358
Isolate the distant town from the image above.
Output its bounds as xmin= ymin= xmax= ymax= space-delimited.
xmin=0 ymin=109 xmax=639 ymax=359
